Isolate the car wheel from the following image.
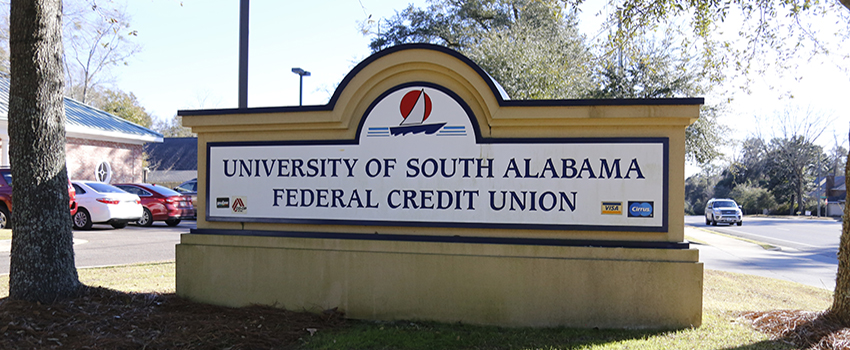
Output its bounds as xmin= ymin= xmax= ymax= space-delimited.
xmin=111 ymin=221 xmax=128 ymax=229
xmin=737 ymin=221 xmax=743 ymax=226
xmin=73 ymin=208 xmax=93 ymax=230
xmin=705 ymin=217 xmax=710 ymax=225
xmin=137 ymin=208 xmax=153 ymax=227
xmin=711 ymin=216 xmax=717 ymax=226
xmin=165 ymin=218 xmax=181 ymax=227
xmin=0 ymin=205 xmax=9 ymax=229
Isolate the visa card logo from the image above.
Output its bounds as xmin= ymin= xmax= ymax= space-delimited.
xmin=628 ymin=201 xmax=654 ymax=218
xmin=601 ymin=202 xmax=622 ymax=215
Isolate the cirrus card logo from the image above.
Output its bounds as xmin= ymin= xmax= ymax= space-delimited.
xmin=231 ymin=196 xmax=248 ymax=214
xmin=628 ymin=201 xmax=654 ymax=218
xmin=216 ymin=197 xmax=230 ymax=209
xmin=601 ymin=201 xmax=623 ymax=215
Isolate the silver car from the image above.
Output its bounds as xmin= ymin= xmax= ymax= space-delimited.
xmin=704 ymin=198 xmax=743 ymax=226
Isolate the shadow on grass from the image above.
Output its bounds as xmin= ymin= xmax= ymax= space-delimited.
xmin=300 ymin=320 xmax=684 ymax=350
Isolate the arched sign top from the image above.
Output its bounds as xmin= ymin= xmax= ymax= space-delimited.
xmin=357 ymin=82 xmax=482 ymax=145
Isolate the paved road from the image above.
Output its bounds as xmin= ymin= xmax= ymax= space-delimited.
xmin=685 ymin=215 xmax=841 ymax=253
xmin=685 ymin=215 xmax=841 ymax=290
xmin=0 ymin=220 xmax=193 ymax=274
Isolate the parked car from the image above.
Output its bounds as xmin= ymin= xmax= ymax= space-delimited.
xmin=71 ymin=180 xmax=142 ymax=230
xmin=0 ymin=168 xmax=77 ymax=229
xmin=173 ymin=178 xmax=197 ymax=206
xmin=704 ymin=198 xmax=743 ymax=226
xmin=114 ymin=183 xmax=195 ymax=227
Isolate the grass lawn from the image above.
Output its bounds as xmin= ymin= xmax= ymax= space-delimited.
xmin=0 ymin=261 xmax=833 ymax=349
xmin=301 ymin=269 xmax=831 ymax=350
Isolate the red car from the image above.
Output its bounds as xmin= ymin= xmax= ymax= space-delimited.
xmin=114 ymin=183 xmax=196 ymax=227
xmin=0 ymin=168 xmax=77 ymax=229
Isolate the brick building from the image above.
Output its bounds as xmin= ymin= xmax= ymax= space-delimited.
xmin=0 ymin=77 xmax=163 ymax=183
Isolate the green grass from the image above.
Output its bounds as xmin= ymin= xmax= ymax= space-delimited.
xmin=300 ymin=270 xmax=831 ymax=350
xmin=0 ymin=261 xmax=834 ymax=349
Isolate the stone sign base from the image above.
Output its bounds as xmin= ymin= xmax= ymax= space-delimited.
xmin=176 ymin=232 xmax=702 ymax=329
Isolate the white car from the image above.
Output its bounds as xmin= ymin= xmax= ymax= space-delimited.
xmin=704 ymin=198 xmax=743 ymax=226
xmin=71 ymin=181 xmax=143 ymax=230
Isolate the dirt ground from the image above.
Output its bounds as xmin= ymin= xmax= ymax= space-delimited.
xmin=0 ymin=286 xmax=345 ymax=349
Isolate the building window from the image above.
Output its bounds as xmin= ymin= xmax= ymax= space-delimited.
xmin=95 ymin=161 xmax=112 ymax=183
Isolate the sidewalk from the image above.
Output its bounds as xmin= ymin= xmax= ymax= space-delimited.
xmin=686 ymin=226 xmax=837 ymax=290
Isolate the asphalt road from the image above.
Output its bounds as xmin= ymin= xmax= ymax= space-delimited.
xmin=0 ymin=220 xmax=193 ymax=274
xmin=685 ymin=215 xmax=841 ymax=289
xmin=685 ymin=215 xmax=841 ymax=258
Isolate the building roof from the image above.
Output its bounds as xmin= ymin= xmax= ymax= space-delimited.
xmin=144 ymin=137 xmax=197 ymax=171
xmin=0 ymin=76 xmax=163 ymax=144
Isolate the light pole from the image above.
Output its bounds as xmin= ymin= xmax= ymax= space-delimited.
xmin=291 ymin=67 xmax=310 ymax=106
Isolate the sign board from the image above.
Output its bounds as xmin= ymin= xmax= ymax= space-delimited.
xmin=206 ymin=83 xmax=668 ymax=232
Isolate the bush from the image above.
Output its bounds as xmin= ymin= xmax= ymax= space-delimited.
xmin=730 ymin=184 xmax=777 ymax=215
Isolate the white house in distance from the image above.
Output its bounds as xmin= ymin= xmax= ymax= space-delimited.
xmin=0 ymin=76 xmax=163 ymax=183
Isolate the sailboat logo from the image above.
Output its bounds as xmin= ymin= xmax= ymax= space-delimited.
xmin=390 ymin=89 xmax=446 ymax=136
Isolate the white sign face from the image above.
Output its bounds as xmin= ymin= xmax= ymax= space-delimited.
xmin=207 ymin=84 xmax=668 ymax=231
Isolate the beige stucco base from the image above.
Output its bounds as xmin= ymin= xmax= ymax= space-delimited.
xmin=176 ymin=233 xmax=703 ymax=329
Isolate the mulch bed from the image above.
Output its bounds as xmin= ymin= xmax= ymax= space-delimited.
xmin=742 ymin=310 xmax=850 ymax=349
xmin=0 ymin=286 xmax=346 ymax=349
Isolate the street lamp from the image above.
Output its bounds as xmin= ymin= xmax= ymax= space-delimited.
xmin=291 ymin=67 xmax=311 ymax=106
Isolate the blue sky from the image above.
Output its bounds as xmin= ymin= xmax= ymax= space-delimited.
xmin=119 ymin=0 xmax=418 ymax=117
xmin=116 ymin=0 xmax=850 ymax=157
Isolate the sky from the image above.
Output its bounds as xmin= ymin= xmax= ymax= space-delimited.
xmin=116 ymin=0 xmax=850 ymax=170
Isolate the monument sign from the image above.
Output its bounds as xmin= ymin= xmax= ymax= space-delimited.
xmin=177 ymin=44 xmax=704 ymax=328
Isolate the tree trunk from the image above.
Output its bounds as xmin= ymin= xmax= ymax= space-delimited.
xmin=8 ymin=0 xmax=81 ymax=302
xmin=829 ymin=136 xmax=850 ymax=323
xmin=789 ymin=194 xmax=795 ymax=216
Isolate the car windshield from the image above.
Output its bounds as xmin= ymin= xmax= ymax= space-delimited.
xmin=2 ymin=173 xmax=11 ymax=186
xmin=714 ymin=201 xmax=737 ymax=208
xmin=84 ymin=182 xmax=126 ymax=194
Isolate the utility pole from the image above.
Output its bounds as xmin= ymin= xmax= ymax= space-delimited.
xmin=238 ymin=0 xmax=249 ymax=109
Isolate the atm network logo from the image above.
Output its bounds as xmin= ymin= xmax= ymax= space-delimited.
xmin=628 ymin=201 xmax=654 ymax=218
xmin=231 ymin=196 xmax=248 ymax=214
xmin=366 ymin=89 xmax=467 ymax=138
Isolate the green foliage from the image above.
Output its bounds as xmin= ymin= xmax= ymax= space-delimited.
xmin=86 ymin=88 xmax=153 ymax=128
xmin=764 ymin=136 xmax=824 ymax=213
xmin=730 ymin=183 xmax=777 ymax=215
xmin=367 ymin=0 xmax=729 ymax=165
xmin=684 ymin=168 xmax=721 ymax=214
xmin=367 ymin=0 xmax=569 ymax=51
xmin=368 ymin=0 xmax=594 ymax=100
xmin=607 ymin=0 xmax=848 ymax=89
xmin=462 ymin=17 xmax=594 ymax=99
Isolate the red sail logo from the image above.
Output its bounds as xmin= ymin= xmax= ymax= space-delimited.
xmin=399 ymin=89 xmax=432 ymax=124
xmin=391 ymin=89 xmax=444 ymax=136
